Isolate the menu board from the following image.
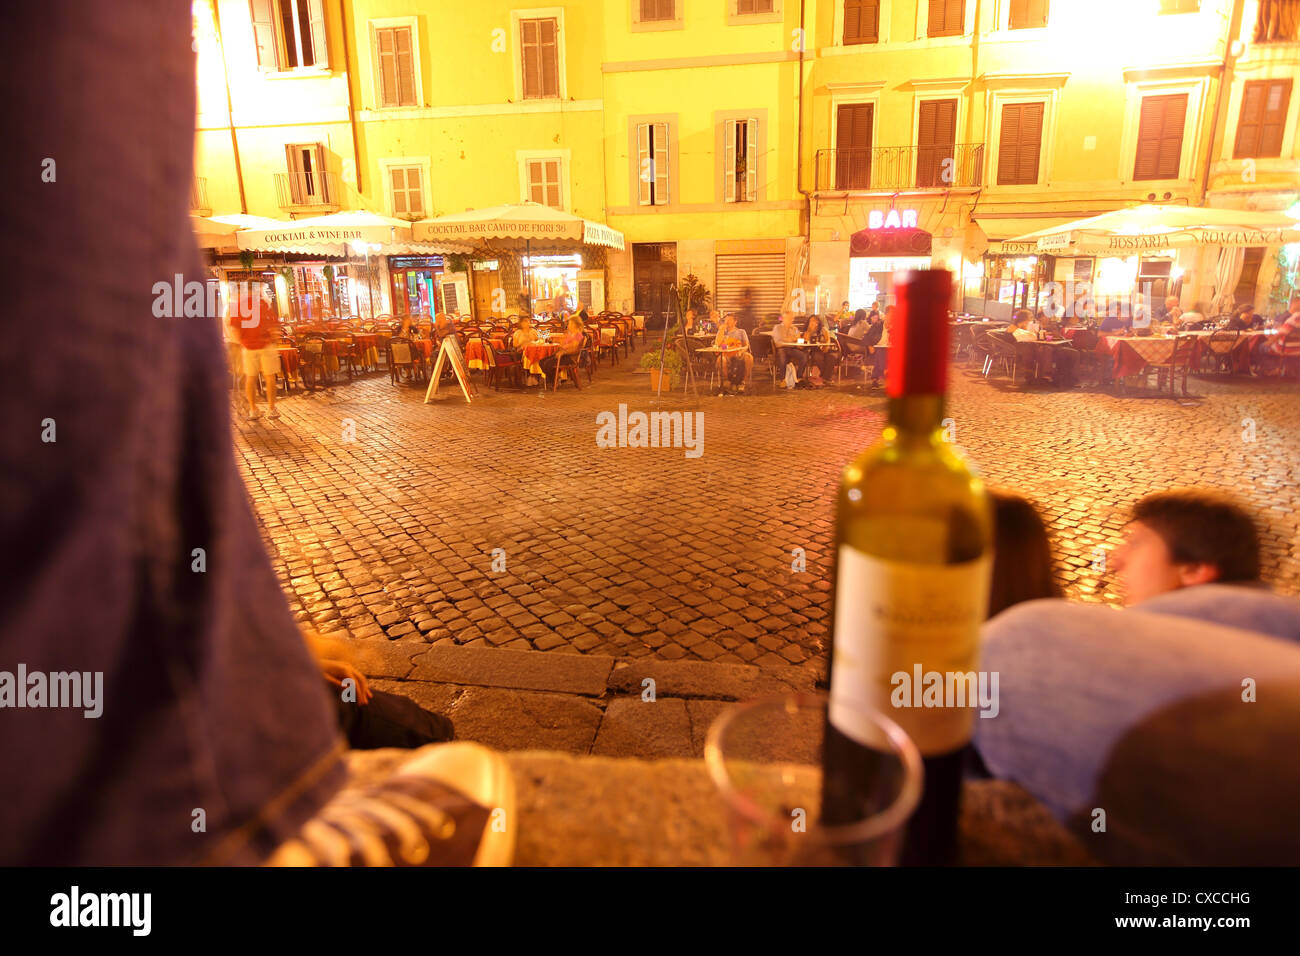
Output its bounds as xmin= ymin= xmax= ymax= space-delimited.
xmin=424 ymin=335 xmax=475 ymax=404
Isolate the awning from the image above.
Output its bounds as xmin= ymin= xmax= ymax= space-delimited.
xmin=190 ymin=214 xmax=286 ymax=249
xmin=413 ymin=201 xmax=625 ymax=252
xmin=236 ymin=210 xmax=471 ymax=257
xmin=1007 ymin=204 xmax=1300 ymax=255
xmin=973 ymin=216 xmax=1100 ymax=255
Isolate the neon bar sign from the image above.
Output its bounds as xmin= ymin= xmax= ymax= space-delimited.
xmin=868 ymin=209 xmax=919 ymax=230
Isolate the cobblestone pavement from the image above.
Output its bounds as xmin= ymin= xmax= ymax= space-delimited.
xmin=233 ymin=344 xmax=1300 ymax=671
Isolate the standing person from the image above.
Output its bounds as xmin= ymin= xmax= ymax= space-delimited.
xmin=713 ymin=312 xmax=753 ymax=393
xmin=229 ymin=284 xmax=281 ymax=421
xmin=769 ymin=311 xmax=807 ymax=384
xmin=869 ymin=305 xmax=895 ymax=387
xmin=736 ymin=288 xmax=758 ymax=335
xmin=803 ymin=312 xmax=835 ymax=383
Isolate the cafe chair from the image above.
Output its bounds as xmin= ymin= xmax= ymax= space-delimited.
xmin=552 ymin=341 xmax=586 ymax=391
xmin=1139 ymin=335 xmax=1196 ymax=397
xmin=1202 ymin=330 xmax=1239 ymax=375
xmin=487 ymin=344 xmax=524 ymax=391
xmin=835 ymin=335 xmax=869 ymax=384
xmin=985 ymin=331 xmax=1020 ymax=382
xmin=387 ymin=336 xmax=421 ymax=386
xmin=299 ymin=333 xmax=332 ymax=390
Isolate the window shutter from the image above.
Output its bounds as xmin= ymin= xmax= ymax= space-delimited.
xmin=250 ymin=0 xmax=279 ymax=69
xmin=745 ymin=118 xmax=759 ymax=202
xmin=521 ymin=20 xmax=538 ymax=98
xmin=843 ymin=0 xmax=880 ymax=43
xmin=312 ymin=145 xmax=328 ymax=201
xmin=377 ymin=28 xmax=396 ymax=106
xmin=408 ymin=168 xmax=424 ymax=217
xmin=396 ymin=28 xmax=415 ymax=105
xmin=307 ymin=0 xmax=328 ymax=67
xmin=836 ymin=103 xmax=873 ymax=188
xmin=1260 ymin=80 xmax=1291 ymax=157
xmin=547 ymin=160 xmax=561 ymax=209
xmin=540 ymin=19 xmax=559 ymax=98
xmin=738 ymin=0 xmax=755 ymax=13
xmin=1134 ymin=94 xmax=1187 ymax=180
xmin=1236 ymin=79 xmax=1291 ymax=158
xmin=637 ymin=124 xmax=652 ymax=206
xmin=998 ymin=102 xmax=1043 ymax=185
xmin=929 ymin=0 xmax=964 ymax=36
xmin=653 ymin=123 xmax=670 ymax=205
xmin=391 ymin=167 xmax=407 ymax=216
xmin=917 ymin=99 xmax=957 ymax=186
xmin=723 ymin=119 xmax=737 ymax=203
xmin=1009 ymin=0 xmax=1049 ymax=29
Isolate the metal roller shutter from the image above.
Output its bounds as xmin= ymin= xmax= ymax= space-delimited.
xmin=715 ymin=253 xmax=786 ymax=320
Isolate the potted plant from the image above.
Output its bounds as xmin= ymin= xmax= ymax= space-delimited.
xmin=640 ymin=343 xmax=684 ymax=390
xmin=677 ymin=272 xmax=712 ymax=318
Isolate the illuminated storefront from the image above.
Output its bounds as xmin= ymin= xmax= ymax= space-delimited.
xmin=847 ymin=214 xmax=933 ymax=310
xmin=388 ymin=256 xmax=444 ymax=317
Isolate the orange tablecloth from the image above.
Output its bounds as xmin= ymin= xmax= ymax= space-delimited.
xmin=464 ymin=339 xmax=493 ymax=370
xmin=1098 ymin=336 xmax=1177 ymax=378
xmin=276 ymin=346 xmax=300 ymax=379
xmin=521 ymin=343 xmax=558 ymax=373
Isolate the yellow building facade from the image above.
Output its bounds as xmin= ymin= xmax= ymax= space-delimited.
xmin=193 ymin=0 xmax=1300 ymax=321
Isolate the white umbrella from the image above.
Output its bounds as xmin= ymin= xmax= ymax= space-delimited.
xmin=190 ymin=213 xmax=285 ymax=249
xmin=1010 ymin=204 xmax=1300 ymax=255
xmin=412 ymin=201 xmax=624 ymax=252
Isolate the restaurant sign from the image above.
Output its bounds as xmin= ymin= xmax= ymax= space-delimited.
xmin=987 ymin=241 xmax=1039 ymax=256
xmin=1037 ymin=232 xmax=1074 ymax=252
xmin=1104 ymin=229 xmax=1289 ymax=250
xmin=259 ymin=228 xmax=365 ymax=244
xmin=868 ymin=208 xmax=920 ymax=230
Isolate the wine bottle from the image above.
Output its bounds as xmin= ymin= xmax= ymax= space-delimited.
xmin=821 ymin=269 xmax=992 ymax=865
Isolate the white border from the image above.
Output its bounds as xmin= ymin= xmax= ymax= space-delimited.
xmin=378 ymin=156 xmax=433 ymax=219
xmin=368 ymin=17 xmax=424 ymax=109
xmin=511 ymin=7 xmax=568 ymax=102
xmin=1119 ymin=76 xmax=1209 ymax=184
xmin=516 ymin=148 xmax=572 ymax=212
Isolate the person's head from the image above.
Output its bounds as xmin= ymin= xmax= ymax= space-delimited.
xmin=568 ymin=314 xmax=584 ymax=334
xmin=1013 ymin=308 xmax=1034 ymax=328
xmin=841 ymin=300 xmax=850 ymax=311
xmin=988 ymin=492 xmax=1064 ymax=618
xmin=779 ymin=310 xmax=795 ymax=326
xmin=685 ymin=309 xmax=696 ymax=323
xmin=519 ymin=315 xmax=532 ymax=329
xmin=853 ymin=308 xmax=867 ymax=325
xmin=723 ymin=312 xmax=737 ymax=330
xmin=1165 ymin=296 xmax=1179 ymax=311
xmin=1111 ymin=490 xmax=1261 ymax=606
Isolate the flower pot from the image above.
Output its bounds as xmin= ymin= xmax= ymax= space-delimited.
xmin=647 ymin=368 xmax=665 ymax=391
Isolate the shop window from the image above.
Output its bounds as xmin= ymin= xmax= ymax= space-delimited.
xmin=1138 ymin=258 xmax=1174 ymax=305
xmin=388 ymin=165 xmax=425 ymax=219
xmin=1133 ymin=93 xmax=1187 ymax=181
xmin=636 ymin=123 xmax=671 ymax=206
xmin=374 ymin=25 xmax=417 ymax=108
xmin=251 ymin=0 xmax=328 ymax=71
xmin=724 ymin=118 xmax=758 ymax=203
xmin=997 ymin=102 xmax=1044 ymax=185
xmin=1008 ymin=0 xmax=1049 ymax=29
xmin=519 ymin=18 xmax=559 ymax=100
xmin=843 ymin=0 xmax=880 ymax=43
xmin=526 ymin=159 xmax=563 ymax=210
xmin=928 ymin=0 xmax=965 ymax=37
xmin=1234 ymin=80 xmax=1292 ymax=159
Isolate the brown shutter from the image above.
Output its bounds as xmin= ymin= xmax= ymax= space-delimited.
xmin=929 ymin=0 xmax=965 ymax=37
xmin=1236 ymin=79 xmax=1292 ymax=158
xmin=520 ymin=19 xmax=537 ymax=98
xmin=1134 ymin=93 xmax=1187 ymax=180
xmin=377 ymin=28 xmax=395 ymax=106
xmin=998 ymin=102 xmax=1043 ymax=185
xmin=396 ymin=27 xmax=415 ymax=105
xmin=917 ymin=99 xmax=957 ymax=186
xmin=540 ymin=19 xmax=559 ymax=98
xmin=836 ymin=103 xmax=873 ymax=188
xmin=843 ymin=0 xmax=880 ymax=43
xmin=1009 ymin=0 xmax=1049 ymax=29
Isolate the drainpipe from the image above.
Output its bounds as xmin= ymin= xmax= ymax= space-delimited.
xmin=211 ymin=0 xmax=247 ymax=214
xmin=339 ymin=0 xmax=363 ymax=195
xmin=795 ymin=0 xmax=812 ymax=293
xmin=1200 ymin=0 xmax=1245 ymax=207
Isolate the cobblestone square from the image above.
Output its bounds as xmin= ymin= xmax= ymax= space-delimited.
xmin=235 ymin=348 xmax=1300 ymax=682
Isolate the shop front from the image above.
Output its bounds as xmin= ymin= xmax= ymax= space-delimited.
xmin=847 ymin=212 xmax=933 ymax=311
xmin=211 ymin=255 xmax=354 ymax=323
xmin=528 ymin=253 xmax=582 ymax=314
xmin=388 ymin=255 xmax=444 ymax=317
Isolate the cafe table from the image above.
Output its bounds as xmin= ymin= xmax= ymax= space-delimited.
xmin=464 ymin=339 xmax=495 ymax=370
xmin=1097 ymin=334 xmax=1180 ymax=379
xmin=275 ymin=345 xmax=301 ymax=383
xmin=521 ymin=342 xmax=559 ymax=374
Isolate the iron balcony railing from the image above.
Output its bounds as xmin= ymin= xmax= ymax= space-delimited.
xmin=274 ymin=170 xmax=341 ymax=211
xmin=190 ymin=177 xmax=210 ymax=214
xmin=1255 ymin=0 xmax=1300 ymax=42
xmin=814 ymin=144 xmax=985 ymax=192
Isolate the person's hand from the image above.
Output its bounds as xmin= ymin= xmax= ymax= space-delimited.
xmin=320 ymin=659 xmax=372 ymax=705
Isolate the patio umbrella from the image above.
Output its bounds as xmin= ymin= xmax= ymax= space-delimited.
xmin=1009 ymin=204 xmax=1300 ymax=256
xmin=413 ymin=202 xmax=625 ymax=314
xmin=234 ymin=210 xmax=469 ymax=257
xmin=190 ymin=213 xmax=286 ymax=249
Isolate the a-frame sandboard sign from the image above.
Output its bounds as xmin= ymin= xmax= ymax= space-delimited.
xmin=424 ymin=335 xmax=478 ymax=404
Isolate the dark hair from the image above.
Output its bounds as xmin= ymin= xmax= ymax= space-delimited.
xmin=1130 ymin=490 xmax=1261 ymax=582
xmin=988 ymin=492 xmax=1063 ymax=619
xmin=853 ymin=308 xmax=867 ymax=323
xmin=1013 ymin=308 xmax=1033 ymax=325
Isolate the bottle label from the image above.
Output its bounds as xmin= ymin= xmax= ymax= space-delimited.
xmin=830 ymin=545 xmax=991 ymax=755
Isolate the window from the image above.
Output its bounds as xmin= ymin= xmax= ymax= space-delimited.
xmin=737 ymin=0 xmax=775 ymax=11
xmin=997 ymin=102 xmax=1044 ymax=185
xmin=1234 ymin=80 xmax=1292 ymax=159
xmin=520 ymin=18 xmax=559 ymax=99
xmin=928 ymin=0 xmax=965 ymax=37
xmin=835 ymin=103 xmax=874 ymax=188
xmin=1133 ymin=93 xmax=1187 ymax=180
xmin=843 ymin=0 xmax=880 ymax=44
xmin=640 ymin=0 xmax=676 ymax=20
xmin=388 ymin=165 xmax=425 ymax=219
xmin=251 ymin=0 xmax=328 ymax=71
xmin=1255 ymin=1 xmax=1300 ymax=42
xmin=636 ymin=123 xmax=670 ymax=205
xmin=917 ymin=99 xmax=957 ymax=187
xmin=724 ymin=119 xmax=758 ymax=202
xmin=526 ymin=159 xmax=563 ymax=209
xmin=374 ymin=26 xmax=417 ymax=107
xmin=1157 ymin=0 xmax=1199 ymax=13
xmin=1008 ymin=0 xmax=1048 ymax=29
xmin=285 ymin=144 xmax=329 ymax=203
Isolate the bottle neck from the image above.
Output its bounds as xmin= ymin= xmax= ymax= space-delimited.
xmin=886 ymin=395 xmax=946 ymax=438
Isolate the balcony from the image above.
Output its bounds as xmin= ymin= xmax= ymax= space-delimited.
xmin=275 ymin=171 xmax=341 ymax=214
xmin=814 ymin=144 xmax=985 ymax=192
xmin=190 ymin=178 xmax=211 ymax=216
xmin=1254 ymin=0 xmax=1300 ymax=42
